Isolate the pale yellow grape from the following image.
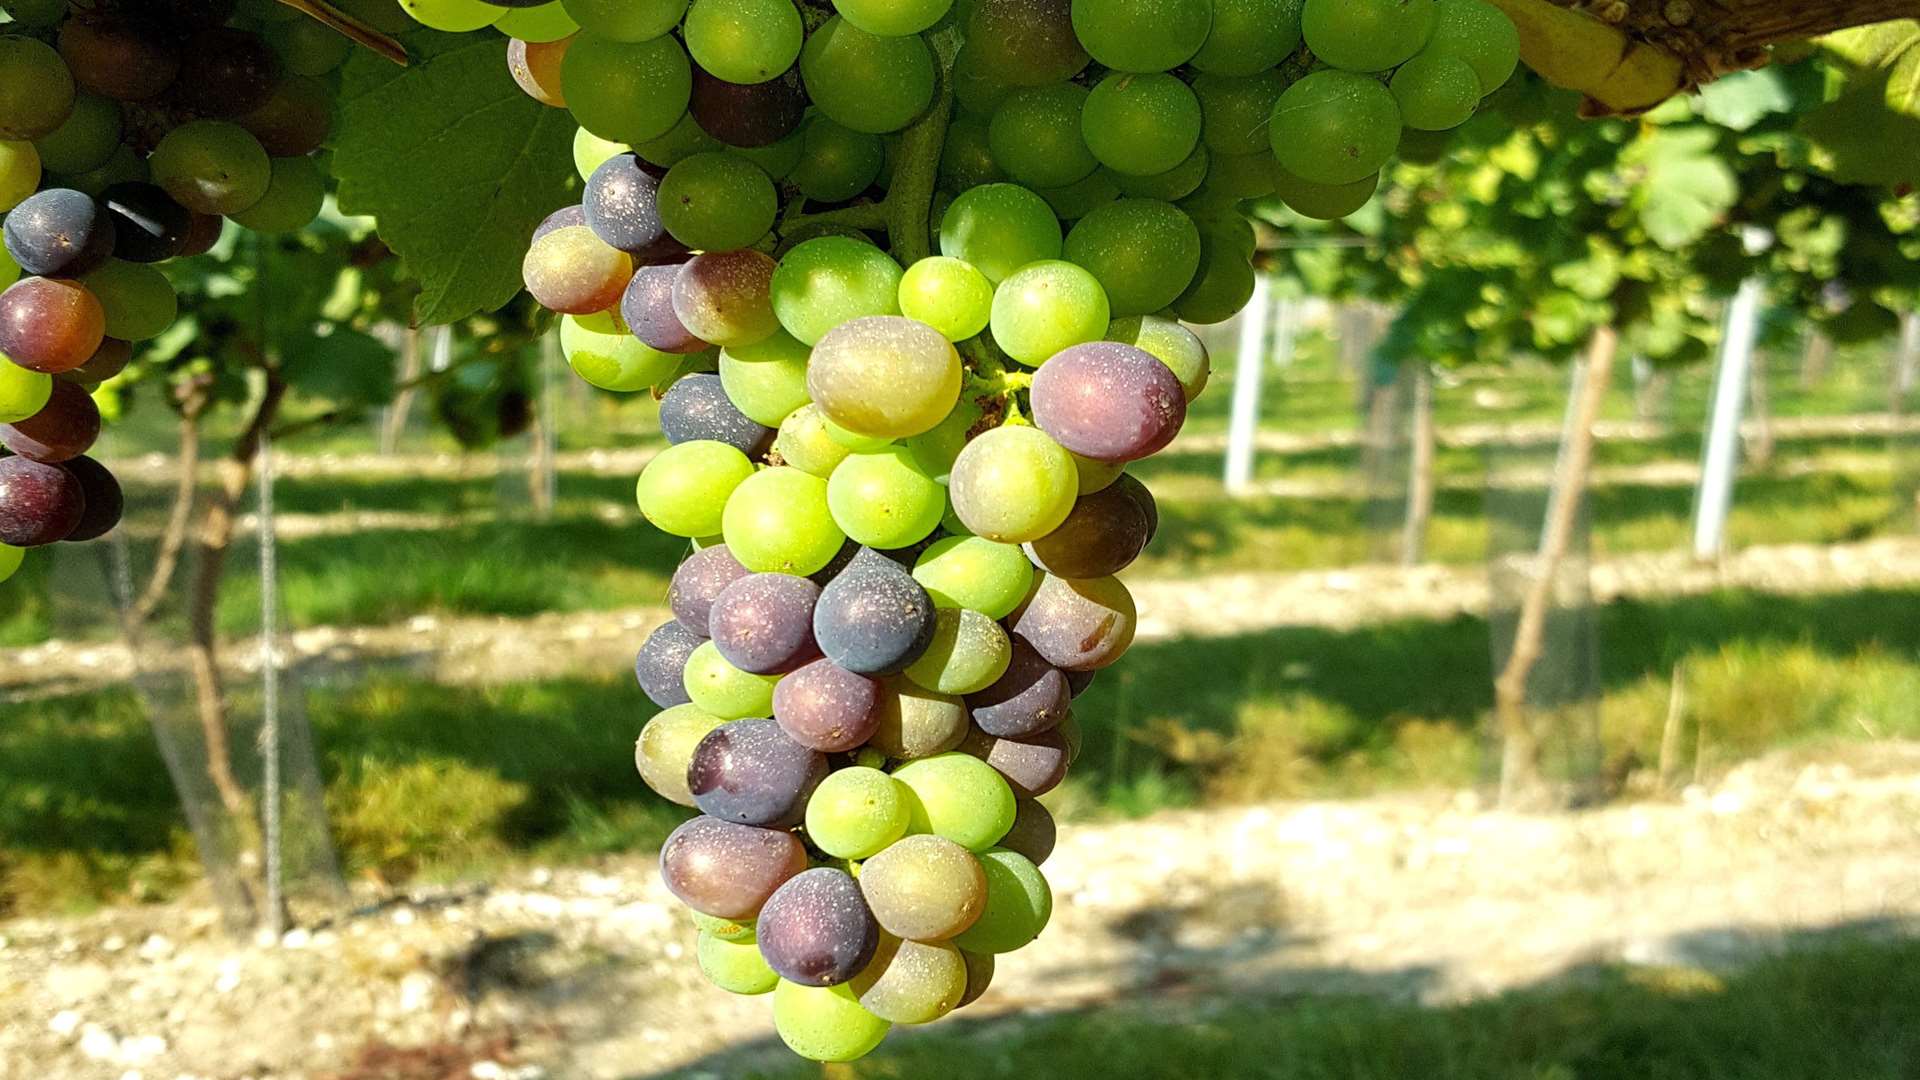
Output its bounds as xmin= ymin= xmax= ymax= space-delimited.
xmin=947 ymin=426 xmax=1077 ymax=543
xmin=561 ymin=310 xmax=681 ymax=392
xmin=851 ymin=936 xmax=969 ymax=1024
xmin=720 ymin=466 xmax=847 ymax=575
xmin=698 ymin=928 xmax=779 ymax=994
xmin=806 ymin=316 xmax=961 ymax=439
xmin=772 ymin=980 xmax=891 ymax=1062
xmin=635 ymin=440 xmax=755 ymax=537
xmin=634 ymin=702 xmax=728 ymax=805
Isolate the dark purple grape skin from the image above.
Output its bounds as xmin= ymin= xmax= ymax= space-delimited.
xmin=807 ymin=539 xmax=861 ymax=586
xmin=58 ymin=19 xmax=181 ymax=102
xmin=755 ymin=868 xmax=880 ymax=987
xmin=687 ymin=718 xmax=828 ymax=828
xmin=4 ymin=190 xmax=117 ymax=279
xmin=773 ymin=658 xmax=884 ymax=752
xmin=0 ymin=457 xmax=86 ymax=547
xmin=1118 ymin=472 xmax=1159 ymax=542
xmin=812 ymin=552 xmax=936 ymax=677
xmin=621 ymin=263 xmax=709 ymax=355
xmin=660 ymin=814 xmax=809 ymax=919
xmin=998 ymin=799 xmax=1057 ymax=865
xmin=658 ymin=373 xmax=773 ymax=457
xmin=168 ymin=27 xmax=282 ymax=118
xmin=1030 ymin=341 xmax=1188 ymax=463
xmin=689 ymin=64 xmax=807 ymax=149
xmin=60 ymin=455 xmax=123 ymax=542
xmin=1064 ymin=668 xmax=1096 ymax=698
xmin=710 ymin=572 xmax=823 ymax=675
xmin=532 ymin=205 xmax=586 ymax=244
xmin=57 ymin=338 xmax=133 ymax=386
xmin=967 ymin=636 xmax=1070 ymax=738
xmin=2 ymin=381 xmax=102 ymax=463
xmin=583 ymin=153 xmax=684 ymax=261
xmin=668 ymin=543 xmax=751 ymax=637
xmin=102 ymin=183 xmax=191 ymax=264
xmin=635 ymin=619 xmax=704 ymax=707
xmin=1023 ymin=473 xmax=1154 ymax=579
xmin=961 ymin=726 xmax=1069 ymax=799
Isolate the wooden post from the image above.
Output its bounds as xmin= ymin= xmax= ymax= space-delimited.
xmin=1224 ymin=276 xmax=1274 ymax=495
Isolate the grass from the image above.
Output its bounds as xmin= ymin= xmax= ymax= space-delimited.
xmin=659 ymin=934 xmax=1920 ymax=1080
xmin=5 ymin=587 xmax=1918 ymax=914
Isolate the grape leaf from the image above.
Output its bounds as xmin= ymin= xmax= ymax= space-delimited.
xmin=1818 ymin=21 xmax=1920 ymax=71
xmin=333 ymin=31 xmax=577 ymax=325
xmin=281 ymin=327 xmax=397 ymax=408
xmin=1797 ymin=67 xmax=1920 ymax=186
xmin=1627 ymin=127 xmax=1738 ymax=250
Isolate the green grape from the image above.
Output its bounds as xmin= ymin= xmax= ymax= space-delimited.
xmin=0 ymin=542 xmax=20 ymax=584
xmin=770 ymin=237 xmax=904 ymax=345
xmin=0 ymin=358 xmax=52 ymax=424
xmin=698 ymin=928 xmax=779 ymax=994
xmin=1071 ymin=452 xmax=1126 ymax=494
xmin=1109 ymin=145 xmax=1209 ymax=201
xmin=871 ymin=678 xmax=969 ymax=759
xmin=893 ymin=753 xmax=1015 ymax=853
xmin=809 ymin=314 xmax=964 ymax=437
xmin=904 ymin=608 xmax=1011 ymax=696
xmin=149 ymin=121 xmax=271 ymax=216
xmin=834 ymin=0 xmax=952 ymax=36
xmin=1062 ymin=198 xmax=1201 ymax=317
xmin=950 ymin=42 xmax=1013 ymax=117
xmin=1193 ymin=71 xmax=1287 ymax=157
xmin=825 ymin=418 xmax=894 ymax=452
xmin=911 ymin=535 xmax=1033 ymax=619
xmin=989 ymin=83 xmax=1095 ymax=190
xmin=231 ymin=155 xmax=325 ymax=233
xmin=31 ymin=92 xmax=118 ymax=175
xmin=81 ymin=261 xmax=175 ymax=342
xmin=0 ymin=240 xmax=16 ymax=288
xmin=774 ymin=403 xmax=852 ymax=477
xmin=684 ymin=639 xmax=779 ymax=718
xmin=736 ymin=126 xmax=805 ymax=180
xmin=692 ymin=910 xmax=757 ymax=941
xmin=772 ymin=980 xmax=891 ymax=1062
xmin=635 ymin=439 xmax=756 ymax=536
xmin=573 ymin=127 xmax=629 ymax=181
xmin=563 ymin=33 xmax=692 ymax=145
xmin=54 ymin=144 xmax=144 ymax=199
xmin=1301 ymin=0 xmax=1437 ymax=72
xmin=269 ymin=13 xmax=356 ymax=73
xmin=1192 ymin=0 xmax=1305 ymax=75
xmin=1391 ymin=52 xmax=1481 ymax=130
xmin=635 ymin=702 xmax=728 ymax=805
xmin=938 ymin=183 xmax=1062 ymax=284
xmin=0 ymin=139 xmax=38 ymax=213
xmin=1107 ymin=314 xmax=1210 ymax=400
xmin=938 ymin=116 xmax=1004 ymax=191
xmin=1272 ymin=163 xmax=1379 ymax=219
xmin=1269 ymin=69 xmax=1401 ymax=185
xmin=1427 ymin=0 xmax=1520 ymax=94
xmin=852 ymin=937 xmax=969 ymax=1024
xmin=899 ymin=397 xmax=980 ymax=483
xmin=721 ymin=466 xmax=848 ymax=574
xmin=804 ymin=765 xmax=912 ymax=859
xmin=1171 ymin=233 xmax=1255 ymax=324
xmin=561 ymin=0 xmax=687 ymax=41
xmin=947 ymin=425 xmax=1077 ymax=543
xmin=1036 ymin=169 xmax=1120 ymax=221
xmin=684 ymin=0 xmax=804 ymax=84
xmin=398 ymin=0 xmax=504 ymax=30
xmin=1396 ymin=125 xmax=1452 ymax=166
xmin=1199 ymin=149 xmax=1280 ymax=201
xmin=658 ymin=151 xmax=777 ymax=250
xmin=799 ymin=17 xmax=935 ymax=135
xmin=988 ymin=260 xmax=1110 ymax=365
xmin=1 ymin=0 xmax=65 ymax=27
xmin=561 ymin=310 xmax=680 ymax=391
xmin=1082 ymin=72 xmax=1202 ymax=177
xmin=1070 ymin=0 xmax=1211 ymax=73
xmin=789 ymin=115 xmax=885 ymax=202
xmin=495 ymin=2 xmax=581 ymax=41
xmin=0 ymin=35 xmax=74 ymax=140
xmin=898 ymin=256 xmax=993 ymax=343
xmin=635 ymin=110 xmax=724 ymax=168
xmin=719 ymin=331 xmax=810 ymax=425
xmin=949 ymin=848 xmax=1050 ymax=953
xmin=827 ymin=447 xmax=945 ymax=549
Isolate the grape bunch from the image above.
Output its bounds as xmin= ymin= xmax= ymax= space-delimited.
xmin=0 ymin=0 xmax=356 ymax=581
xmin=428 ymin=0 xmax=1519 ymax=1061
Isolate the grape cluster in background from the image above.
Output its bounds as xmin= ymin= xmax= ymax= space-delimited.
xmin=399 ymin=0 xmax=1525 ymax=1062
xmin=0 ymin=0 xmax=352 ymax=582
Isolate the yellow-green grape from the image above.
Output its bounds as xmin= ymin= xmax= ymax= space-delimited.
xmin=36 ymin=93 xmax=122 ymax=175
xmin=770 ymin=236 xmax=905 ymax=346
xmin=904 ymin=608 xmax=1011 ymax=695
xmin=772 ymin=980 xmax=891 ymax=1062
xmin=897 ymin=256 xmax=993 ymax=343
xmin=718 ymin=331 xmax=810 ymax=426
xmin=698 ymin=928 xmax=779 ymax=994
xmin=230 ymin=155 xmax=325 ymax=233
xmin=948 ymin=426 xmax=1077 ymax=543
xmin=1106 ymin=314 xmax=1211 ymax=401
xmin=691 ymin=910 xmax=756 ymax=942
xmin=987 ymin=260 xmax=1110 ymax=366
xmin=561 ymin=0 xmax=688 ymax=42
xmin=0 ymin=229 xmax=19 ymax=287
xmin=683 ymin=640 xmax=780 ymax=719
xmin=806 ymin=316 xmax=961 ymax=439
xmin=870 ymin=678 xmax=970 ymax=760
xmin=573 ymin=127 xmax=629 ymax=182
xmin=0 ymin=358 xmax=54 ymax=423
xmin=857 ymin=833 xmax=986 ymax=941
xmin=826 ymin=447 xmax=945 ymax=550
xmin=773 ymin=403 xmax=853 ymax=478
xmin=950 ymin=848 xmax=1050 ymax=953
xmin=0 ymin=542 xmax=21 ymax=584
xmin=1071 ymin=453 xmax=1126 ymax=494
xmin=398 ymin=0 xmax=505 ymax=31
xmin=825 ymin=418 xmax=893 ymax=452
xmin=634 ymin=701 xmax=728 ymax=805
xmin=1390 ymin=52 xmax=1482 ymax=131
xmin=80 ymin=261 xmax=175 ymax=341
xmin=851 ymin=936 xmax=969 ymax=1024
xmin=496 ymin=2 xmax=580 ymax=41
xmin=910 ymin=535 xmax=1033 ymax=619
xmin=149 ymin=121 xmax=270 ymax=216
xmin=635 ymin=440 xmax=756 ymax=537
xmin=804 ymin=765 xmax=912 ymax=859
xmin=1271 ymin=165 xmax=1379 ymax=221
xmin=0 ymin=36 xmax=73 ymax=141
xmin=560 ymin=310 xmax=681 ymax=391
xmin=720 ymin=466 xmax=847 ymax=575
xmin=893 ymin=752 xmax=1016 ymax=852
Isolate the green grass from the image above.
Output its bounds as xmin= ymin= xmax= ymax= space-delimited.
xmin=6 ymin=588 xmax=1917 ymax=914
xmin=662 ymin=934 xmax=1920 ymax=1080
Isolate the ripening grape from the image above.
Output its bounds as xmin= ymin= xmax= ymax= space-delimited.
xmin=804 ymin=765 xmax=911 ymax=859
xmin=1070 ymin=0 xmax=1212 ymax=73
xmin=636 ymin=439 xmax=756 ymax=537
xmin=1010 ymin=572 xmax=1138 ymax=671
xmin=673 ymin=249 xmax=780 ymax=347
xmin=1024 ymin=472 xmax=1156 ymax=578
xmin=967 ymin=636 xmax=1071 ymax=737
xmin=0 ymin=277 xmax=105 ymax=374
xmin=659 ymin=814 xmax=809 ymax=919
xmin=0 ymin=378 xmax=97 ymax=462
xmin=398 ymin=0 xmax=506 ymax=31
xmin=4 ymin=189 xmax=115 ymax=278
xmin=562 ymin=32 xmax=692 ymax=145
xmin=911 ymin=536 xmax=1033 ymax=619
xmin=827 ymin=448 xmax=945 ymax=550
xmin=1270 ymin=70 xmax=1402 ymax=186
xmin=770 ymin=238 xmax=904 ymax=346
xmin=710 ymin=572 xmax=823 ymax=674
xmin=998 ymin=798 xmax=1057 ymax=865
xmin=938 ymin=183 xmax=1062 ymax=285
xmin=722 ymin=466 xmax=848 ymax=575
xmin=806 ymin=316 xmax=960 ymax=440
xmin=561 ymin=0 xmax=687 ymax=41
xmin=857 ymin=833 xmax=987 ymax=941
xmin=635 ymin=618 xmax=704 ymax=707
xmin=800 ymin=18 xmax=935 ymax=134
xmin=989 ymin=83 xmax=1096 ymax=190
xmin=949 ymin=848 xmax=1051 ymax=953
xmin=172 ymin=27 xmax=282 ymax=119
xmin=1391 ymin=52 xmax=1482 ymax=131
xmin=670 ymin=543 xmax=753 ymax=636
xmin=773 ymin=657 xmax=885 ymax=751
xmin=684 ymin=0 xmax=804 ymax=84
xmin=634 ymin=701 xmax=728 ymax=805
xmin=0 ymin=36 xmax=75 ymax=140
xmin=963 ymin=725 xmax=1070 ymax=799
xmin=1194 ymin=71 xmax=1288 ymax=157
xmin=150 ymin=120 xmax=273 ymax=216
xmin=813 ymin=552 xmax=936 ymax=676
xmin=0 ymin=455 xmax=85 ymax=547
xmin=1081 ymin=72 xmax=1202 ymax=177
xmin=948 ymin=426 xmax=1077 ymax=543
xmin=774 ymin=404 xmax=854 ymax=478
xmin=561 ymin=309 xmax=680 ymax=391
xmin=897 ymin=257 xmax=993 ymax=343
xmin=851 ymin=936 xmax=970 ymax=1024
xmin=772 ymin=980 xmax=890 ymax=1063
xmin=718 ymin=332 xmax=810 ymax=426
xmin=756 ymin=867 xmax=879 ymax=987
xmin=1030 ymin=340 xmax=1187 ymax=461
xmin=509 ymin=37 xmax=571 ymax=107
xmin=32 ymin=92 xmax=119 ymax=175
xmin=1106 ymin=315 xmax=1210 ymax=400
xmin=870 ymin=676 xmax=969 ymax=758
xmin=1428 ymin=0 xmax=1521 ymax=94
xmin=893 ymin=753 xmax=1016 ymax=852
xmin=689 ymin=65 xmax=807 ymax=148
xmin=59 ymin=336 xmax=131 ymax=387
xmin=698 ymin=929 xmax=779 ymax=995
xmin=0 ymin=359 xmax=52 ymax=424
xmin=966 ymin=0 xmax=1087 ymax=87
xmin=685 ymin=640 xmax=783 ymax=719
xmin=522 ymin=225 xmax=632 ymax=315
xmin=63 ymin=24 xmax=175 ymax=106
xmin=1273 ymin=165 xmax=1380 ymax=220
xmin=688 ymin=718 xmax=827 ymax=825
xmin=1062 ymin=199 xmax=1201 ymax=316
xmin=988 ymin=260 xmax=1110 ymax=366
xmin=789 ymin=116 xmax=884 ymax=202
xmin=904 ymin=608 xmax=1013 ymax=696
xmin=80 ymin=260 xmax=176 ymax=342
xmin=240 ymin=75 xmax=333 ymax=156
xmin=1191 ymin=0 xmax=1304 ymax=75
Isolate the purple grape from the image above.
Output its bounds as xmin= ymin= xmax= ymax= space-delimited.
xmin=773 ymin=658 xmax=884 ymax=752
xmin=669 ymin=544 xmax=752 ymax=638
xmin=689 ymin=64 xmax=806 ymax=149
xmin=659 ymin=815 xmax=808 ymax=919
xmin=169 ymin=27 xmax=282 ymax=118
xmin=57 ymin=338 xmax=133 ymax=386
xmin=807 ymin=538 xmax=861 ymax=586
xmin=687 ymin=719 xmax=828 ymax=828
xmin=755 ymin=867 xmax=880 ymax=987
xmin=1064 ymin=668 xmax=1097 ymax=698
xmin=621 ymin=263 xmax=709 ymax=355
xmin=4 ymin=189 xmax=117 ymax=278
xmin=710 ymin=572 xmax=823 ymax=675
xmin=635 ymin=619 xmax=704 ymax=707
xmin=103 ymin=183 xmax=191 ymax=264
xmin=1023 ymin=473 xmax=1155 ymax=578
xmin=0 ymin=457 xmax=86 ymax=547
xmin=1030 ymin=341 xmax=1187 ymax=463
xmin=961 ymin=726 xmax=1069 ymax=799
xmin=61 ymin=455 xmax=123 ymax=542
xmin=1009 ymin=574 xmax=1137 ymax=671
xmin=813 ymin=550 xmax=936 ymax=676
xmin=2 ymin=380 xmax=101 ymax=463
xmin=998 ymin=799 xmax=1057 ymax=865
xmin=583 ymin=152 xmax=683 ymax=261
xmin=967 ymin=637 xmax=1070 ymax=738
xmin=658 ymin=373 xmax=773 ymax=457
xmin=531 ymin=204 xmax=586 ymax=243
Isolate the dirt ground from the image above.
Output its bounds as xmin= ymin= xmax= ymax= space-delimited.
xmin=2 ymin=743 xmax=1915 ymax=1080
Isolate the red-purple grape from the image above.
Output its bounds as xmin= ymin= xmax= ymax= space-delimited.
xmin=772 ymin=658 xmax=885 ymax=752
xmin=755 ymin=867 xmax=880 ymax=987
xmin=60 ymin=454 xmax=122 ymax=541
xmin=621 ymin=263 xmax=709 ymax=355
xmin=709 ymin=572 xmax=823 ymax=675
xmin=966 ymin=636 xmax=1069 ymax=738
xmin=635 ymin=618 xmax=704 ymax=707
xmin=669 ymin=543 xmax=752 ymax=638
xmin=0 ymin=456 xmax=86 ymax=546
xmin=1030 ymin=341 xmax=1187 ymax=463
xmin=687 ymin=718 xmax=828 ymax=828
xmin=813 ymin=549 xmax=936 ymax=676
xmin=1 ymin=379 xmax=100 ymax=462
xmin=1023 ymin=472 xmax=1156 ymax=578
xmin=659 ymin=814 xmax=809 ymax=919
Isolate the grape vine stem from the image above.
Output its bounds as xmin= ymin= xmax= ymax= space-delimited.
xmin=275 ymin=0 xmax=409 ymax=66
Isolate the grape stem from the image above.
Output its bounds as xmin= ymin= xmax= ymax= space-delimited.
xmin=275 ymin=0 xmax=409 ymax=66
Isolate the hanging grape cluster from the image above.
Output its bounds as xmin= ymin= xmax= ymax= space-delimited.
xmin=466 ymin=0 xmax=1519 ymax=1062
xmin=0 ymin=0 xmax=354 ymax=581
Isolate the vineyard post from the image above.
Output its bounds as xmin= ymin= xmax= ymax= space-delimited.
xmin=1692 ymin=276 xmax=1764 ymax=562
xmin=1224 ymin=274 xmax=1274 ymax=495
xmin=256 ymin=424 xmax=286 ymax=940
xmin=1401 ymin=363 xmax=1436 ymax=566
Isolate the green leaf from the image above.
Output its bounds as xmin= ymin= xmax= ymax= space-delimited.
xmin=1818 ymin=21 xmax=1920 ymax=71
xmin=333 ymin=31 xmax=576 ymax=325
xmin=281 ymin=327 xmax=398 ymax=408
xmin=1628 ymin=127 xmax=1739 ymax=250
xmin=1693 ymin=68 xmax=1799 ymax=132
xmin=1797 ymin=67 xmax=1920 ymax=186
